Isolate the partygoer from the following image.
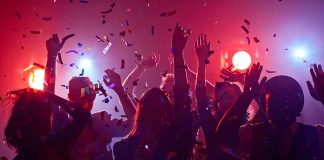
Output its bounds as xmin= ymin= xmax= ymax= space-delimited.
xmin=216 ymin=63 xmax=324 ymax=160
xmin=4 ymin=88 xmax=90 ymax=160
xmin=44 ymin=34 xmax=136 ymax=160
xmin=113 ymin=24 xmax=193 ymax=160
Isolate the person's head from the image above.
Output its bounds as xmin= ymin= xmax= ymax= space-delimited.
xmin=68 ymin=77 xmax=96 ymax=112
xmin=214 ymin=82 xmax=242 ymax=115
xmin=4 ymin=89 xmax=51 ymax=151
xmin=261 ymin=76 xmax=304 ymax=128
xmin=160 ymin=73 xmax=174 ymax=102
xmin=128 ymin=88 xmax=173 ymax=137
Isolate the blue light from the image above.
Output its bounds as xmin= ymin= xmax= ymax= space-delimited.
xmin=80 ymin=58 xmax=91 ymax=68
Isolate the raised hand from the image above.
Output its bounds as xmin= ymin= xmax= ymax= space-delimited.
xmin=244 ymin=63 xmax=267 ymax=97
xmin=137 ymin=53 xmax=160 ymax=70
xmin=220 ymin=68 xmax=245 ymax=84
xmin=103 ymin=69 xmax=123 ymax=92
xmin=195 ymin=34 xmax=213 ymax=63
xmin=307 ymin=64 xmax=324 ymax=105
xmin=172 ymin=23 xmax=190 ymax=55
xmin=46 ymin=34 xmax=74 ymax=57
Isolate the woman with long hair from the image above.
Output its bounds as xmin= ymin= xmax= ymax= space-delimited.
xmin=4 ymin=88 xmax=90 ymax=160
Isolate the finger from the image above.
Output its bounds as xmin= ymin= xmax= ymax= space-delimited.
xmin=260 ymin=76 xmax=267 ymax=87
xmin=195 ymin=40 xmax=198 ymax=49
xmin=60 ymin=34 xmax=75 ymax=47
xmin=199 ymin=34 xmax=203 ymax=46
xmin=187 ymin=28 xmax=191 ymax=36
xmin=307 ymin=81 xmax=319 ymax=100
xmin=314 ymin=64 xmax=319 ymax=77
xmin=103 ymin=76 xmax=112 ymax=86
xmin=220 ymin=75 xmax=228 ymax=80
xmin=310 ymin=68 xmax=317 ymax=82
xmin=318 ymin=64 xmax=323 ymax=72
xmin=203 ymin=34 xmax=207 ymax=46
xmin=156 ymin=54 xmax=161 ymax=64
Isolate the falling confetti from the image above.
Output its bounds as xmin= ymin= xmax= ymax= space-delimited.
xmin=103 ymin=42 xmax=112 ymax=54
xmin=42 ymin=17 xmax=52 ymax=21
xmin=114 ymin=105 xmax=119 ymax=112
xmin=79 ymin=69 xmax=84 ymax=76
xmin=65 ymin=50 xmax=78 ymax=54
xmin=253 ymin=37 xmax=260 ymax=43
xmin=133 ymin=79 xmax=139 ymax=86
xmin=120 ymin=59 xmax=125 ymax=69
xmin=241 ymin=26 xmax=249 ymax=34
xmin=265 ymin=70 xmax=276 ymax=73
xmin=102 ymin=98 xmax=109 ymax=103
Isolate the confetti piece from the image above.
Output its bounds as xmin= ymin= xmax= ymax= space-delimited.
xmin=160 ymin=12 xmax=167 ymax=17
xmin=79 ymin=69 xmax=84 ymax=76
xmin=57 ymin=53 xmax=64 ymax=64
xmin=102 ymin=98 xmax=109 ymax=103
xmin=265 ymin=70 xmax=276 ymax=73
xmin=151 ymin=25 xmax=154 ymax=35
xmin=241 ymin=26 xmax=249 ymax=34
xmin=119 ymin=31 xmax=126 ymax=37
xmin=99 ymin=86 xmax=108 ymax=97
xmin=102 ymin=20 xmax=106 ymax=24
xmin=77 ymin=43 xmax=82 ymax=48
xmin=167 ymin=10 xmax=177 ymax=17
xmin=273 ymin=34 xmax=277 ymax=37
xmin=80 ymin=0 xmax=88 ymax=3
xmin=81 ymin=52 xmax=85 ymax=56
xmin=285 ymin=48 xmax=288 ymax=50
xmin=42 ymin=17 xmax=52 ymax=21
xmin=101 ymin=9 xmax=113 ymax=14
xmin=109 ymin=96 xmax=113 ymax=99
xmin=265 ymin=48 xmax=269 ymax=52
xmin=103 ymin=42 xmax=112 ymax=54
xmin=30 ymin=30 xmax=41 ymax=34
xmin=120 ymin=115 xmax=127 ymax=118
xmin=253 ymin=37 xmax=260 ymax=43
xmin=124 ymin=40 xmax=133 ymax=47
xmin=22 ymin=34 xmax=26 ymax=38
xmin=95 ymin=35 xmax=105 ymax=42
xmin=65 ymin=50 xmax=78 ymax=54
xmin=15 ymin=11 xmax=21 ymax=20
xmin=125 ymin=19 xmax=129 ymax=26
xmin=133 ymin=79 xmax=139 ymax=86
xmin=120 ymin=59 xmax=125 ymax=69
xmin=61 ymin=85 xmax=68 ymax=89
xmin=111 ymin=2 xmax=115 ymax=8
xmin=244 ymin=19 xmax=250 ymax=26
xmin=114 ymin=105 xmax=119 ymax=112
xmin=21 ymin=46 xmax=24 ymax=50
xmin=247 ymin=37 xmax=250 ymax=45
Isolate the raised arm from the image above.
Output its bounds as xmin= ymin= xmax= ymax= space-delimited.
xmin=215 ymin=63 xmax=266 ymax=149
xmin=44 ymin=34 xmax=74 ymax=133
xmin=171 ymin=23 xmax=193 ymax=159
xmin=122 ymin=53 xmax=160 ymax=98
xmin=104 ymin=69 xmax=136 ymax=126
xmin=45 ymin=34 xmax=74 ymax=93
xmin=307 ymin=64 xmax=324 ymax=106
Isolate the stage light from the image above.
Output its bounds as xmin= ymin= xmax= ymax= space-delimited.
xmin=232 ymin=51 xmax=252 ymax=70
xmin=80 ymin=58 xmax=91 ymax=68
xmin=28 ymin=69 xmax=45 ymax=90
xmin=294 ymin=48 xmax=306 ymax=59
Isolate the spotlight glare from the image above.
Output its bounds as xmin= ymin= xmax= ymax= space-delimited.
xmin=80 ymin=58 xmax=91 ymax=68
xmin=232 ymin=51 xmax=252 ymax=70
xmin=294 ymin=48 xmax=306 ymax=59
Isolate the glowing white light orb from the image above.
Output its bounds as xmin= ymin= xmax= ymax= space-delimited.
xmin=232 ymin=51 xmax=252 ymax=70
xmin=28 ymin=69 xmax=45 ymax=90
xmin=80 ymin=58 xmax=91 ymax=68
xmin=294 ymin=48 xmax=306 ymax=59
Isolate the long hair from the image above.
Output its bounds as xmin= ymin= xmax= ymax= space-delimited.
xmin=4 ymin=89 xmax=51 ymax=152
xmin=127 ymin=88 xmax=173 ymax=137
